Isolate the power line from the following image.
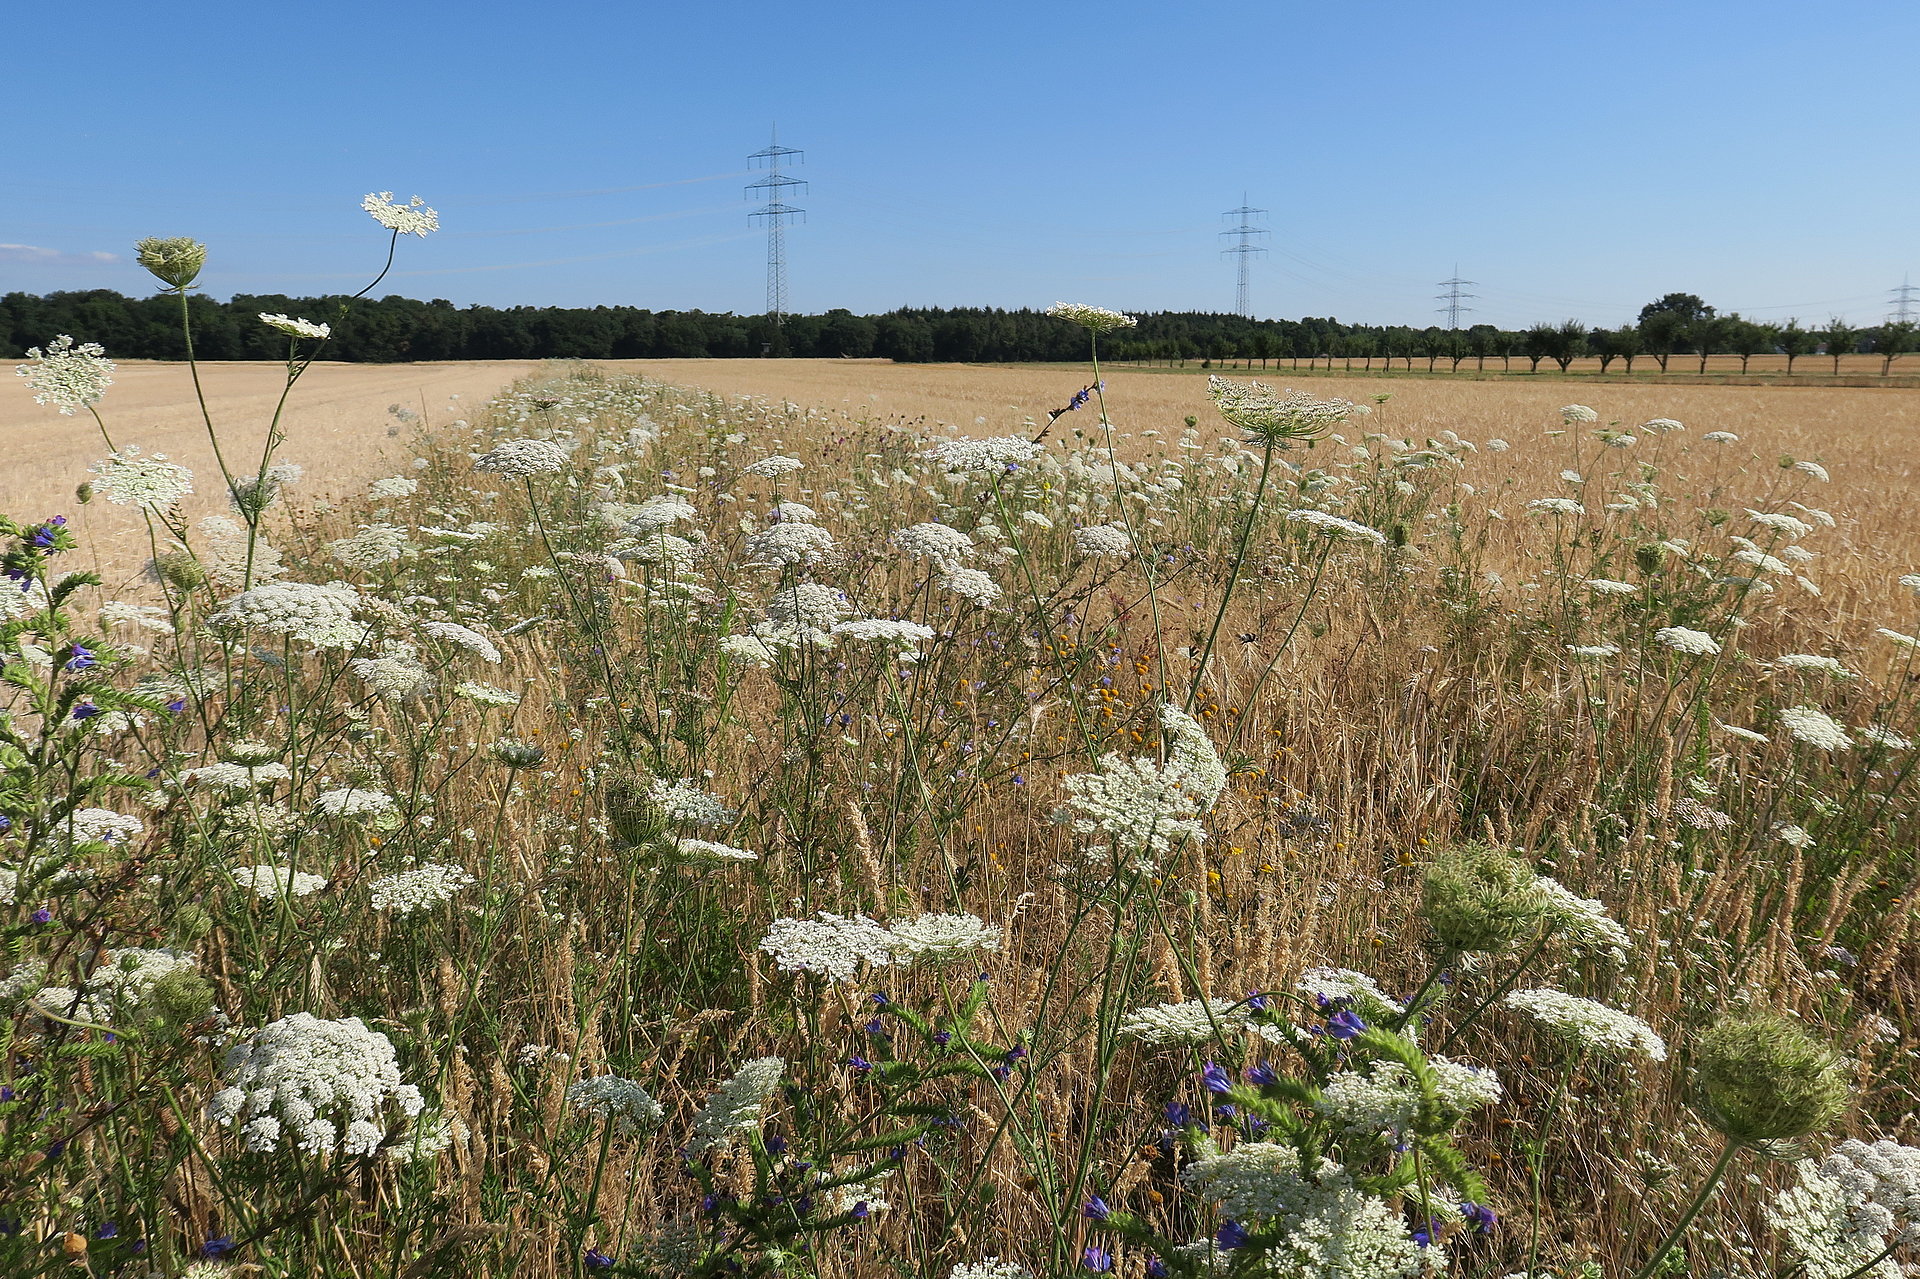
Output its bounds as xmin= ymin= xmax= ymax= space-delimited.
xmin=1220 ymin=195 xmax=1267 ymax=318
xmin=1891 ymin=275 xmax=1919 ymax=324
xmin=746 ymin=126 xmax=806 ymax=325
xmin=1435 ymin=267 xmax=1477 ymax=329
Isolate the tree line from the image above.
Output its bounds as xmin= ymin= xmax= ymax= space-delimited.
xmin=3 ymin=288 xmax=1913 ymax=374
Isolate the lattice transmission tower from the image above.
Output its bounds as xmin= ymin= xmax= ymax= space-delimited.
xmin=1220 ymin=196 xmax=1268 ymax=318
xmin=1436 ymin=267 xmax=1477 ymax=329
xmin=746 ymin=128 xmax=806 ymax=325
xmin=1891 ymin=275 xmax=1919 ymax=323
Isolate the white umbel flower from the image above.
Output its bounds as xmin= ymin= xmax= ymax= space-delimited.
xmin=362 ymin=192 xmax=439 ymax=237
xmin=1286 ymin=508 xmax=1388 ymax=547
xmin=1535 ymin=876 xmax=1632 ymax=960
xmin=1654 ymin=626 xmax=1720 ymax=656
xmin=886 ymin=912 xmax=1003 ymax=961
xmin=648 ymin=778 xmax=737 ymax=827
xmin=1778 ymin=705 xmax=1852 ymax=752
xmin=14 ymin=335 xmax=114 ymax=415
xmin=1063 ymin=704 xmax=1226 ymax=858
xmin=420 ymin=620 xmax=502 ymax=663
xmin=950 ymin=1261 xmax=1032 ymax=1279
xmin=1119 ymin=997 xmax=1252 ymax=1045
xmin=686 ymin=1056 xmax=785 ymax=1154
xmin=474 ymin=438 xmax=568 ymax=476
xmin=210 ymin=1012 xmax=425 ymax=1155
xmin=938 ymin=564 xmax=1003 ymax=607
xmin=1318 ymin=1057 xmax=1502 ymax=1140
xmin=758 ymin=913 xmax=898 ymax=981
xmin=746 ymin=521 xmax=836 ymax=568
xmin=742 ymin=455 xmax=804 ymax=478
xmin=90 ymin=446 xmax=193 ymax=510
xmin=1045 ymin=301 xmax=1136 ymax=331
xmin=926 ymin=436 xmax=1043 ymax=473
xmin=566 ymin=1074 xmax=664 ymax=1135
xmin=1073 ymin=524 xmax=1133 ymax=558
xmin=233 ymin=864 xmax=327 ymax=901
xmin=212 ymin=581 xmax=364 ymax=649
xmin=312 ymin=788 xmax=396 ymax=819
xmin=367 ymin=863 xmax=474 ymax=913
xmin=894 ymin=522 xmax=974 ymax=561
xmin=1502 ymin=988 xmax=1666 ymax=1060
xmin=1527 ymin=498 xmax=1585 ymax=516
xmin=259 ymin=313 xmax=331 ymax=339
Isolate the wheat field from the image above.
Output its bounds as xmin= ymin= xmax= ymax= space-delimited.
xmin=5 ymin=348 xmax=1920 ymax=1279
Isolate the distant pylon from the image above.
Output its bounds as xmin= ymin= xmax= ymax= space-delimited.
xmin=746 ymin=127 xmax=806 ymax=325
xmin=1891 ymin=275 xmax=1919 ymax=323
xmin=1220 ymin=195 xmax=1268 ymax=318
xmin=1436 ymin=267 xmax=1477 ymax=329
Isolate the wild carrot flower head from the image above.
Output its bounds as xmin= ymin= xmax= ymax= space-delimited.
xmin=90 ymin=446 xmax=193 ymax=511
xmin=134 ymin=236 xmax=207 ymax=288
xmin=1209 ymin=377 xmax=1356 ymax=447
xmin=259 ymin=313 xmax=331 ymax=340
xmin=15 ymin=335 xmax=115 ymax=415
xmin=1045 ymin=301 xmax=1137 ymax=332
xmin=362 ymin=192 xmax=439 ymax=237
xmin=1693 ymin=1013 xmax=1851 ymax=1146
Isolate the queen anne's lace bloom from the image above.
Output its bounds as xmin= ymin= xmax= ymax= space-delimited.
xmin=350 ymin=649 xmax=436 ymax=699
xmin=566 ymin=1074 xmax=664 ymax=1135
xmin=1120 ymin=998 xmax=1253 ymax=1045
xmin=367 ymin=864 xmax=474 ymax=913
xmin=950 ymin=1262 xmax=1032 ymax=1279
xmin=259 ymin=313 xmax=331 ymax=339
xmin=90 ymin=446 xmax=193 ymax=510
xmin=742 ymin=455 xmax=804 ymax=478
xmin=233 ymin=864 xmax=328 ymax=901
xmin=326 ymin=524 xmax=408 ymax=570
xmin=1286 ymin=508 xmax=1389 ymax=546
xmin=1045 ymin=301 xmax=1136 ymax=331
xmin=927 ymin=436 xmax=1043 ymax=473
xmin=1295 ymin=967 xmax=1406 ymax=1014
xmin=649 ymin=778 xmax=737 ymax=827
xmin=1210 ymin=377 xmax=1357 ymax=444
xmin=1074 ymin=524 xmax=1133 ymax=557
xmin=210 ymin=1013 xmax=425 ymax=1155
xmin=362 ymin=192 xmax=439 ymax=237
xmin=14 ymin=335 xmax=114 ymax=414
xmin=1502 ymin=988 xmax=1666 ymax=1060
xmin=1654 ymin=626 xmax=1720 ymax=657
xmin=312 ymin=788 xmax=396 ymax=819
xmin=746 ymin=521 xmax=836 ymax=568
xmin=212 ymin=581 xmax=364 ymax=649
xmin=894 ymin=522 xmax=974 ymax=561
xmin=1527 ymin=497 xmax=1585 ymax=516
xmin=1064 ymin=704 xmax=1226 ymax=858
xmin=758 ymin=913 xmax=899 ymax=981
xmin=686 ymin=1056 xmax=785 ymax=1153
xmin=887 ymin=912 xmax=1002 ymax=961
xmin=831 ymin=618 xmax=938 ymax=660
xmin=1181 ymin=1146 xmax=1433 ymax=1277
xmin=1535 ymin=876 xmax=1632 ymax=960
xmin=420 ymin=620 xmax=502 ymax=663
xmin=61 ymin=808 xmax=144 ymax=845
xmin=474 ymin=438 xmax=568 ymax=476
xmin=1318 ymin=1058 xmax=1502 ymax=1140
xmin=1770 ymin=1139 xmax=1920 ymax=1279
xmin=938 ymin=564 xmax=1003 ymax=607
xmin=674 ymin=837 xmax=759 ymax=864
xmin=1779 ymin=705 xmax=1852 ymax=751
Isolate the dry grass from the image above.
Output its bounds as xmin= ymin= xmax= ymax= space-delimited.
xmin=1 ymin=359 xmax=539 ymax=575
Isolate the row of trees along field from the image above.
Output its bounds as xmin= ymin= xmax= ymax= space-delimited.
xmin=3 ymin=288 xmax=1914 ymax=373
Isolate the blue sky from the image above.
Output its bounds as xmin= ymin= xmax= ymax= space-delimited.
xmin=5 ymin=0 xmax=1915 ymax=328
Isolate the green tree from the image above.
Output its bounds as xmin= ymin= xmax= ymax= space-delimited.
xmin=1591 ymin=324 xmax=1642 ymax=374
xmin=1875 ymin=320 xmax=1917 ymax=375
xmin=1821 ymin=316 xmax=1856 ymax=374
xmin=1776 ymin=318 xmax=1817 ymax=374
xmin=1466 ymin=324 xmax=1499 ymax=371
xmin=1523 ymin=322 xmax=1557 ymax=372
xmin=1722 ymin=316 xmax=1779 ymax=374
xmin=1638 ymin=293 xmax=1714 ymax=373
xmin=1547 ymin=318 xmax=1589 ymax=372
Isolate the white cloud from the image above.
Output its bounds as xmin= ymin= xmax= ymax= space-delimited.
xmin=0 ymin=244 xmax=118 ymax=265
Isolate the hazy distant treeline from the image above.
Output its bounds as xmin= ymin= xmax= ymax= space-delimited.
xmin=3 ymin=289 xmax=1911 ymax=373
